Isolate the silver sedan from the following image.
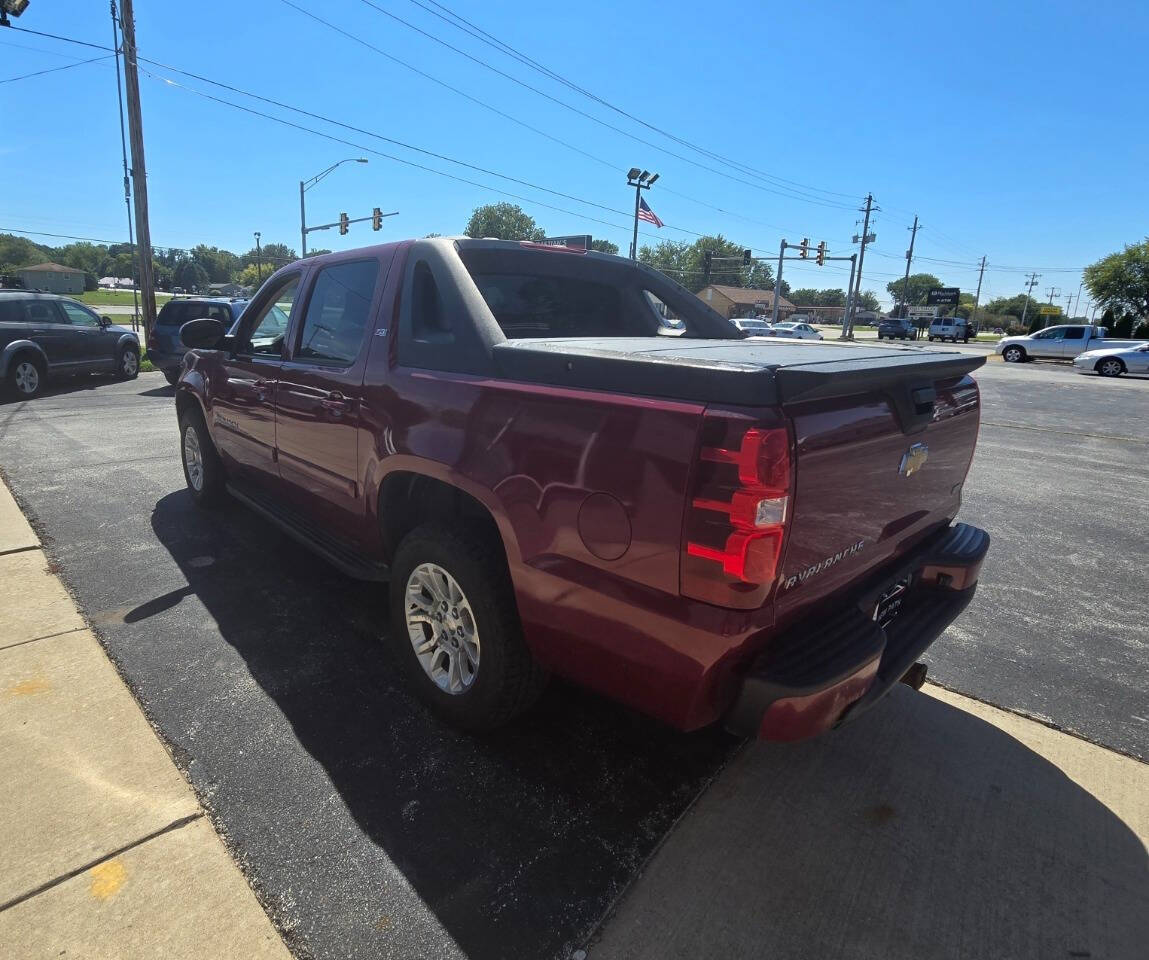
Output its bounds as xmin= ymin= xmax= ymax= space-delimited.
xmin=1072 ymin=343 xmax=1149 ymax=378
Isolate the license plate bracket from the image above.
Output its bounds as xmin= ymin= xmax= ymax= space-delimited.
xmin=873 ymin=575 xmax=912 ymax=627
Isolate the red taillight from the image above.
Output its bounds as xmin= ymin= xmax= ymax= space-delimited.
xmin=682 ymin=413 xmax=793 ymax=608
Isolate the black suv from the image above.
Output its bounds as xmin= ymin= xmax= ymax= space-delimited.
xmin=0 ymin=292 xmax=140 ymax=399
xmin=150 ymin=298 xmax=247 ymax=384
xmin=876 ymin=316 xmax=918 ymax=340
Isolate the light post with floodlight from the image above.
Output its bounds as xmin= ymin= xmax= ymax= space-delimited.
xmin=626 ymin=167 xmax=659 ymax=260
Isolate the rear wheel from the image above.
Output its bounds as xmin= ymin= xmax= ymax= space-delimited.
xmin=389 ymin=523 xmax=546 ymax=731
xmin=116 ymin=344 xmax=140 ymax=380
xmin=179 ymin=406 xmax=225 ymax=505
xmin=8 ymin=355 xmax=45 ymax=399
xmin=1002 ymin=345 xmax=1026 ymax=363
xmin=1098 ymin=357 xmax=1125 ymax=378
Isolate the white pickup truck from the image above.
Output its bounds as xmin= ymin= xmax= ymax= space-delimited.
xmin=995 ymin=324 xmax=1147 ymax=363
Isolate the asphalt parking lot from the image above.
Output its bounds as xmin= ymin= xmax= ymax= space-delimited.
xmin=1 ymin=356 xmax=1146 ymax=958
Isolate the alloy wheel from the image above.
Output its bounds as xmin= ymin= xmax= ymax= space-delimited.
xmin=1099 ymin=359 xmax=1123 ymax=377
xmin=405 ymin=562 xmax=480 ymax=695
xmin=14 ymin=361 xmax=39 ymax=395
xmin=183 ymin=424 xmax=204 ymax=491
xmin=122 ymin=350 xmax=139 ymax=376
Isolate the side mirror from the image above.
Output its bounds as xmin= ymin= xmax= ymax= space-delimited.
xmin=99 ymin=315 xmax=112 ymax=327
xmin=180 ymin=317 xmax=226 ymax=350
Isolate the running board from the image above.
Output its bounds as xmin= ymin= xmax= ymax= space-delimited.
xmin=226 ymin=483 xmax=389 ymax=582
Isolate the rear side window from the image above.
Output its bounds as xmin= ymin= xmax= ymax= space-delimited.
xmin=1063 ymin=327 xmax=1085 ymax=339
xmin=156 ymin=301 xmax=187 ymax=327
xmin=0 ymin=301 xmax=26 ymax=324
xmin=296 ymin=260 xmax=378 ymax=366
xmin=24 ymin=301 xmax=60 ymax=324
xmin=470 ymin=272 xmax=645 ymax=338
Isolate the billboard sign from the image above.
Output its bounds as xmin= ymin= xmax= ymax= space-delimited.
xmin=926 ymin=287 xmax=961 ymax=306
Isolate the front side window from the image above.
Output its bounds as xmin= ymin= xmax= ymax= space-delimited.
xmin=58 ymin=301 xmax=100 ymax=327
xmin=239 ymin=277 xmax=300 ymax=357
xmin=296 ymin=260 xmax=378 ymax=365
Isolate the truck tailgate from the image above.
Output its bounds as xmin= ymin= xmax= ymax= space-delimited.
xmin=773 ymin=363 xmax=981 ymax=628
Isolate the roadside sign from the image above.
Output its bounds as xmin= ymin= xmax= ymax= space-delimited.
xmin=1039 ymin=304 xmax=1059 ymax=315
xmin=926 ymin=287 xmax=960 ymax=306
xmin=539 ymin=235 xmax=592 ymax=250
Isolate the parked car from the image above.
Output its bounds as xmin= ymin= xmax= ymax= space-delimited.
xmin=0 ymin=292 xmax=140 ymax=399
xmin=149 ymin=297 xmax=248 ymax=384
xmin=928 ymin=318 xmax=974 ymax=343
xmin=732 ymin=318 xmax=774 ymax=336
xmin=877 ymin=317 xmax=918 ymax=340
xmin=174 ymin=239 xmax=989 ymax=741
xmin=1072 ymin=342 xmax=1149 ymax=378
xmin=767 ymin=320 xmax=823 ymax=340
xmin=996 ymin=324 xmax=1147 ymax=363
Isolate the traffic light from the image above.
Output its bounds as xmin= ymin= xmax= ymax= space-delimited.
xmin=742 ymin=249 xmax=752 ymax=266
xmin=704 ymin=250 xmax=713 ymax=272
xmin=799 ymin=238 xmax=809 ymax=259
xmin=816 ymin=241 xmax=827 ymax=266
xmin=372 ymin=207 xmax=382 ymax=231
xmin=339 ymin=212 xmax=349 ymax=236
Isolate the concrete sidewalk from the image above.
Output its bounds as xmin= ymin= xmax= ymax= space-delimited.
xmin=591 ymin=684 xmax=1149 ymax=960
xmin=0 ymin=477 xmax=289 ymax=959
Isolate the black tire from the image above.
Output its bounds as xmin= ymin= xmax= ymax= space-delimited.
xmin=389 ymin=523 xmax=546 ymax=732
xmin=1097 ymin=357 xmax=1125 ymax=378
xmin=1002 ymin=345 xmax=1026 ymax=363
xmin=7 ymin=353 xmax=46 ymax=399
xmin=116 ymin=343 xmax=140 ymax=380
xmin=178 ymin=405 xmax=225 ymax=505
xmin=163 ymin=368 xmax=180 ymax=386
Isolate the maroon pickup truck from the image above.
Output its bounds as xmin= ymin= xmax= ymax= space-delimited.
xmin=174 ymin=238 xmax=989 ymax=741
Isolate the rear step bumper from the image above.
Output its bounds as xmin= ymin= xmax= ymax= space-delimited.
xmin=725 ymin=522 xmax=989 ymax=741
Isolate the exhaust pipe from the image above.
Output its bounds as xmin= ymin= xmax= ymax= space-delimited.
xmin=900 ymin=661 xmax=928 ymax=691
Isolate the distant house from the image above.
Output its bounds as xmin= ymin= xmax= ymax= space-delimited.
xmin=207 ymin=282 xmax=243 ymax=297
xmin=696 ymin=284 xmax=796 ymax=320
xmin=19 ymin=262 xmax=85 ymax=294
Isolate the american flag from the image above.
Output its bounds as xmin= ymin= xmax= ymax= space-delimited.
xmin=637 ymin=197 xmax=664 ymax=228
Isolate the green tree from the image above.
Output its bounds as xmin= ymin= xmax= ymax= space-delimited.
xmin=0 ymin=233 xmax=51 ymax=272
xmin=235 ymin=263 xmax=270 ymax=289
xmin=175 ymin=260 xmax=209 ymax=293
xmin=788 ymin=288 xmax=820 ymax=306
xmin=190 ymin=245 xmax=238 ymax=283
xmin=304 ymin=248 xmax=333 ymax=258
xmin=590 ymin=239 xmax=619 ymax=255
xmin=983 ymin=293 xmax=1039 ymax=321
xmin=1084 ymin=239 xmax=1149 ymax=320
xmin=464 ymin=203 xmax=545 ymax=241
xmin=885 ymin=272 xmax=942 ymax=307
xmin=638 ymin=235 xmax=778 ymax=294
xmin=856 ymin=290 xmax=881 ymax=312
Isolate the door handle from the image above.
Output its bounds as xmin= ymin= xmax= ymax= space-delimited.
xmin=320 ymin=391 xmax=349 ymax=416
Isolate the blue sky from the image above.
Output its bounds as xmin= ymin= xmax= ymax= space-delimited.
xmin=2 ymin=0 xmax=1145 ymax=308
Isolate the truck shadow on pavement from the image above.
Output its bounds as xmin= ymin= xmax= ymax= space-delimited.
xmin=142 ymin=490 xmax=738 ymax=960
xmin=592 ymin=683 xmax=1149 ymax=960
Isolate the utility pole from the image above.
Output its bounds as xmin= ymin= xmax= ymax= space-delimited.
xmin=846 ymin=193 xmax=876 ymax=337
xmin=1020 ymin=272 xmax=1040 ymax=329
xmin=899 ymin=215 xmax=918 ymax=318
xmin=770 ymin=239 xmax=787 ymax=326
xmin=109 ymin=1 xmax=140 ymax=334
xmin=253 ymin=232 xmax=262 ymax=281
xmin=1070 ymin=281 xmax=1083 ymax=319
xmin=840 ymin=254 xmax=857 ymax=338
xmin=970 ymin=255 xmax=987 ymax=327
xmin=118 ymin=0 xmax=157 ymax=343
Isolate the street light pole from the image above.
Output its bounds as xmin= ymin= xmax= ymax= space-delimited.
xmin=626 ymin=167 xmax=658 ymax=260
xmin=300 ymin=157 xmax=368 ymax=258
xmin=770 ymin=239 xmax=787 ymax=327
xmin=254 ymin=232 xmax=262 ymax=281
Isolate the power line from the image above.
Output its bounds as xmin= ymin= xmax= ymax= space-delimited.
xmin=308 ymin=0 xmax=857 ymax=211
xmin=0 ymin=53 xmax=113 ymax=83
xmin=407 ymin=0 xmax=861 ymax=204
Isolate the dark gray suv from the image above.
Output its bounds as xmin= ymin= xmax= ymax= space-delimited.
xmin=0 ymin=291 xmax=140 ymax=399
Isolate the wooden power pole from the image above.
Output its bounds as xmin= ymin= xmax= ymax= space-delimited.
xmin=118 ymin=0 xmax=157 ymax=342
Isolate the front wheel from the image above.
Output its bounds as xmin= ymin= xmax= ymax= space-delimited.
xmin=1002 ymin=346 xmax=1026 ymax=363
xmin=1098 ymin=357 xmax=1125 ymax=378
xmin=116 ymin=344 xmax=140 ymax=380
xmin=179 ymin=407 xmax=225 ymax=505
xmin=163 ymin=368 xmax=180 ymax=386
xmin=389 ymin=524 xmax=546 ymax=731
